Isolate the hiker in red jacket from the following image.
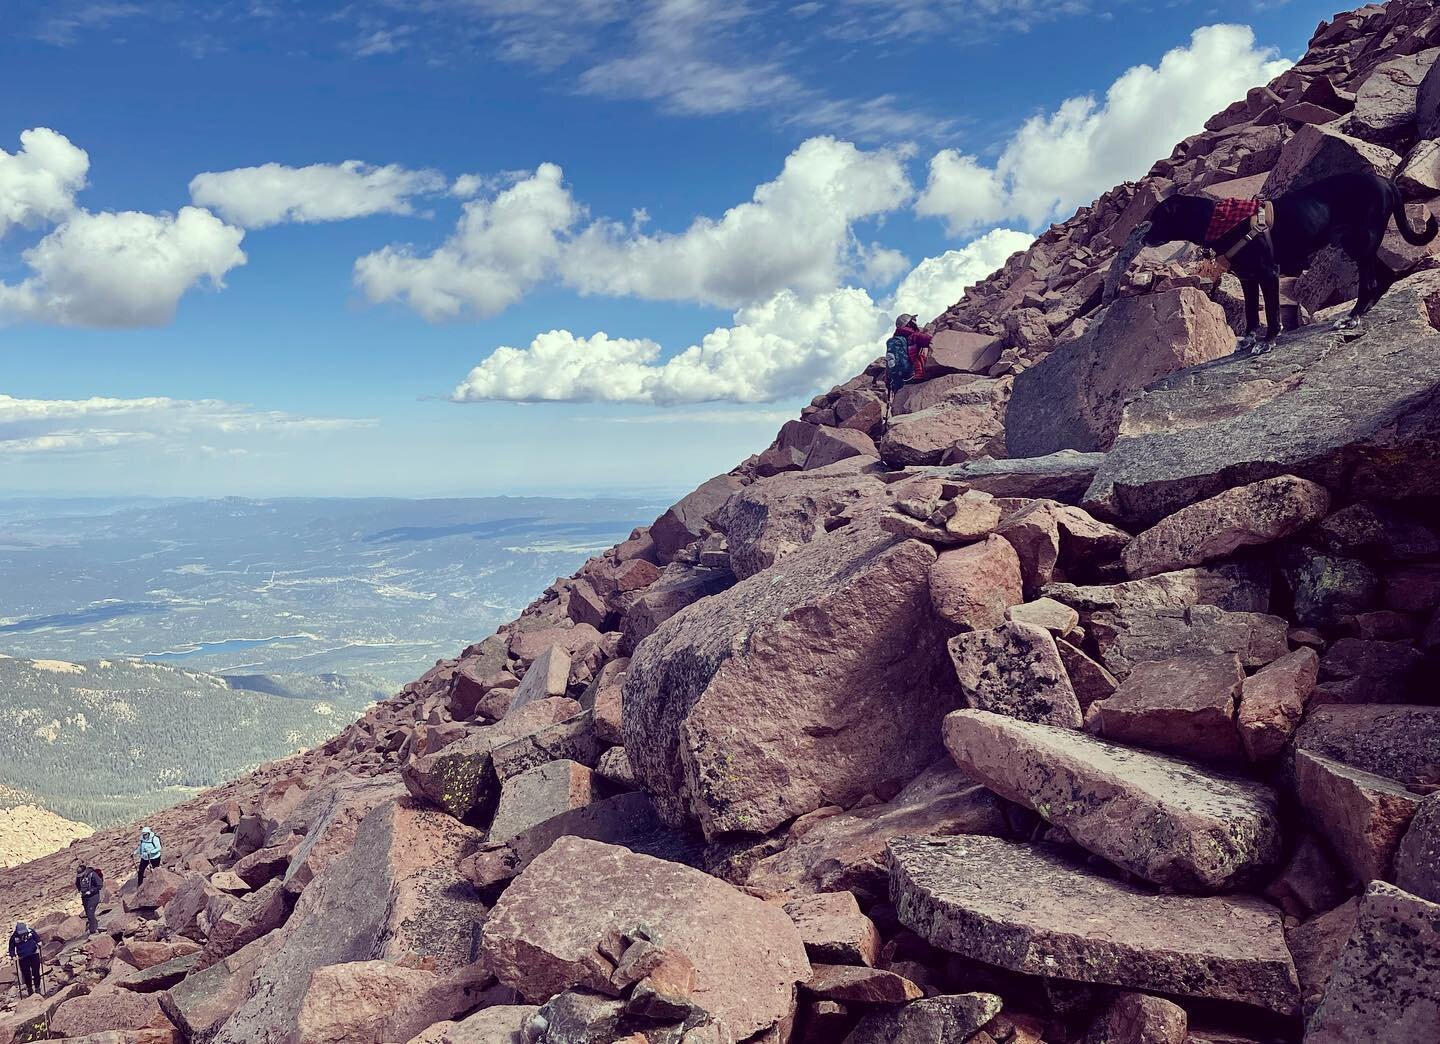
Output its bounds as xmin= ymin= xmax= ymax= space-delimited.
xmin=894 ymin=314 xmax=932 ymax=382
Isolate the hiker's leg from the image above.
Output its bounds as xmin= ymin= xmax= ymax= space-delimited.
xmin=21 ymin=955 xmax=40 ymax=993
xmin=83 ymin=894 xmax=100 ymax=932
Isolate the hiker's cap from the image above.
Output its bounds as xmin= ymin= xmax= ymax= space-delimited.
xmin=895 ymin=313 xmax=916 ymax=326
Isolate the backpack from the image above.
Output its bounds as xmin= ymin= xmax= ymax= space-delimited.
xmin=884 ymin=333 xmax=913 ymax=392
xmin=12 ymin=929 xmax=39 ymax=959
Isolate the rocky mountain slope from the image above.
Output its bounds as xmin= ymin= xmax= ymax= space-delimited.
xmin=0 ymin=803 xmax=90 ymax=871
xmin=4 ymin=3 xmax=1440 ymax=1042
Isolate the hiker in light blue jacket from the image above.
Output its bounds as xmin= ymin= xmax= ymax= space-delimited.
xmin=135 ymin=826 xmax=162 ymax=885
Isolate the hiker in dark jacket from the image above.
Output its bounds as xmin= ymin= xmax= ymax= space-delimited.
xmin=135 ymin=826 xmax=162 ymax=885
xmin=894 ymin=314 xmax=933 ymax=383
xmin=74 ymin=863 xmax=103 ymax=934
xmin=9 ymin=922 xmax=42 ymax=996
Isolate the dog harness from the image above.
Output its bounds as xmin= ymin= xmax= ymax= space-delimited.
xmin=1206 ymin=198 xmax=1276 ymax=260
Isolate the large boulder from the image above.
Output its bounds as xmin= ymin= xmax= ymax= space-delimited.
xmin=1293 ymin=704 xmax=1440 ymax=785
xmin=1295 ymin=750 xmax=1422 ymax=883
xmin=1086 ymin=653 xmax=1247 ymax=764
xmin=1086 ymin=604 xmax=1289 ymax=680
xmin=928 ymin=535 xmax=1023 ymax=631
xmin=649 ymin=474 xmax=745 ymax=562
xmin=624 ymin=519 xmax=959 ymax=839
xmin=1396 ymin=793 xmax=1440 ymax=903
xmin=1237 ymin=647 xmax=1320 ymax=761
xmin=1261 ymin=121 xmax=1401 ymax=197
xmin=1120 ymin=475 xmax=1330 ymax=579
xmin=1005 ymin=288 xmax=1235 ymax=458
xmin=480 ymin=837 xmax=809 ymax=1040
xmin=1086 ymin=271 xmax=1440 ymax=527
xmin=878 ymin=401 xmax=1007 ymax=467
xmin=744 ymin=760 xmax=1008 ymax=901
xmin=803 ymin=425 xmax=879 ymax=471
xmin=161 ymin=932 xmax=282 ymax=1043
xmin=947 ymin=621 xmax=1083 ymax=727
xmin=713 ymin=459 xmax=885 ymax=581
xmin=196 ymin=878 xmax=291 ymax=969
xmin=620 ymin=567 xmax=733 ymax=652
xmin=1306 ymin=882 xmax=1440 ymax=1043
xmin=293 ymin=961 xmax=495 ymax=1044
xmin=50 ymin=989 xmax=178 ymax=1042
xmin=1350 ymin=49 xmax=1438 ymax=146
xmin=283 ymin=776 xmax=409 ymax=894
xmin=888 ymin=835 xmax=1300 ymax=1014
xmin=925 ymin=330 xmax=1002 ymax=375
xmin=213 ymin=799 xmax=487 ymax=1044
xmin=944 ymin=710 xmax=1282 ymax=891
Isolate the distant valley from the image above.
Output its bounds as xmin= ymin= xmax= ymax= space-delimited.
xmin=0 ymin=495 xmax=655 ymax=827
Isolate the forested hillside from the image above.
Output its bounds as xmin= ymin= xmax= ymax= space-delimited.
xmin=0 ymin=656 xmax=359 ymax=826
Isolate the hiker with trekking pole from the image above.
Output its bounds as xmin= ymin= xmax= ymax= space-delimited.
xmin=9 ymin=922 xmax=42 ymax=998
xmin=883 ymin=313 xmax=932 ymax=425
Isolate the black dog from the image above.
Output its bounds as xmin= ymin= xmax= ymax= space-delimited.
xmin=1140 ymin=171 xmax=1437 ymax=346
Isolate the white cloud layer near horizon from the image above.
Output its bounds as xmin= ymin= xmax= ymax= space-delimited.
xmin=916 ymin=24 xmax=1292 ymax=234
xmin=0 ymin=393 xmax=374 ymax=457
xmin=189 ymin=160 xmax=449 ymax=229
xmin=450 ymin=226 xmax=1031 ymax=405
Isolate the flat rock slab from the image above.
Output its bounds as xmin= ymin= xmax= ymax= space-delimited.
xmin=744 ymin=761 xmax=1008 ymax=902
xmin=1396 ymin=793 xmax=1440 ymax=904
xmin=1086 ymin=270 xmax=1440 ymax=528
xmin=1087 ymin=653 xmax=1246 ymax=764
xmin=890 ymin=450 xmax=1106 ymax=503
xmin=1121 ymin=475 xmax=1330 ymax=579
xmin=1087 ymin=604 xmax=1289 ymax=680
xmin=943 ymin=710 xmax=1282 ymax=892
xmin=480 ymin=837 xmax=808 ymax=1040
xmin=1307 ymin=882 xmax=1440 ymax=1043
xmin=888 ymin=835 xmax=1300 ymax=1015
xmin=843 ymin=992 xmax=1003 ymax=1044
xmin=1293 ymin=704 xmax=1440 ymax=786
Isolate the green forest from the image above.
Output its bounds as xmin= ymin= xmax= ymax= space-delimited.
xmin=0 ymin=656 xmax=362 ymax=827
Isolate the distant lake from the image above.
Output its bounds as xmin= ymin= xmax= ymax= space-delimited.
xmin=0 ymin=601 xmax=168 ymax=634
xmin=144 ymin=634 xmax=313 ymax=662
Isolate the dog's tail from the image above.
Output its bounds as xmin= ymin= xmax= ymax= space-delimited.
xmin=1393 ymin=187 xmax=1439 ymax=245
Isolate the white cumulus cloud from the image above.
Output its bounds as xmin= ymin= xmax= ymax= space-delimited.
xmin=560 ymin=137 xmax=914 ymax=308
xmin=892 ymin=227 xmax=1034 ymax=322
xmin=450 ymin=228 xmax=1030 ymax=406
xmin=0 ymin=206 xmax=247 ymax=327
xmin=362 ymin=138 xmax=914 ymax=321
xmin=354 ymin=162 xmax=581 ymax=321
xmin=916 ymin=24 xmax=1292 ymax=234
xmin=189 ymin=160 xmax=448 ymax=229
xmin=0 ymin=127 xmax=89 ymax=236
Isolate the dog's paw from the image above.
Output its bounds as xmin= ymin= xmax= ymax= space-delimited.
xmin=1332 ymin=316 xmax=1359 ymax=331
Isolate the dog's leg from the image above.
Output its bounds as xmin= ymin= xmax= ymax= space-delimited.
xmin=1261 ymin=269 xmax=1282 ymax=346
xmin=1237 ymin=276 xmax=1261 ymax=352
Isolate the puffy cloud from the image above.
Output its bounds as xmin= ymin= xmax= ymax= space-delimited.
xmin=0 ymin=128 xmax=89 ymax=236
xmin=892 ymin=227 xmax=1033 ymax=322
xmin=452 ymin=287 xmax=890 ymax=405
xmin=451 ymin=227 xmax=1029 ymax=405
xmin=0 ymin=393 xmax=372 ymax=456
xmin=561 ymin=137 xmax=913 ymax=308
xmin=189 ymin=160 xmax=447 ymax=229
xmin=353 ymin=163 xmax=581 ymax=321
xmin=0 ymin=207 xmax=246 ymax=327
xmin=362 ymin=138 xmax=914 ymax=320
xmin=916 ymin=25 xmax=1292 ymax=234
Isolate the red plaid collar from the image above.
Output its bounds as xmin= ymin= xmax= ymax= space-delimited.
xmin=1206 ymin=197 xmax=1263 ymax=244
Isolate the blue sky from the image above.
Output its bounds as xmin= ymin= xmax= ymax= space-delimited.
xmin=1 ymin=0 xmax=1337 ymax=498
